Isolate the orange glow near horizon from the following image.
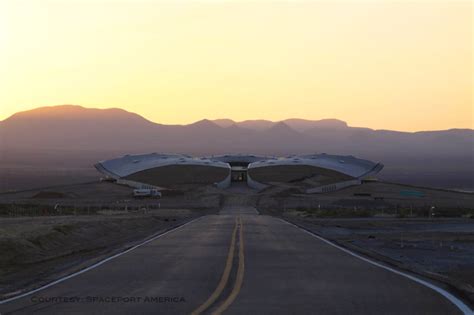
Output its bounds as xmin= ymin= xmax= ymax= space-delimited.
xmin=0 ymin=0 xmax=472 ymax=131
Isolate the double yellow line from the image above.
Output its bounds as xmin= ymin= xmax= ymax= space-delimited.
xmin=191 ymin=216 xmax=245 ymax=315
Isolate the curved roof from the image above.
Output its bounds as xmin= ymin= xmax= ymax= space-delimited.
xmin=95 ymin=153 xmax=230 ymax=178
xmin=248 ymin=153 xmax=383 ymax=179
xmin=208 ymin=154 xmax=271 ymax=164
xmin=96 ymin=152 xmax=383 ymax=181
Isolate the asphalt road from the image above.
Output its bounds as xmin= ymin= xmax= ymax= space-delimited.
xmin=0 ymin=210 xmax=469 ymax=314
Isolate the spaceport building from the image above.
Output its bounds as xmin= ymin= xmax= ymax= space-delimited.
xmin=95 ymin=153 xmax=383 ymax=193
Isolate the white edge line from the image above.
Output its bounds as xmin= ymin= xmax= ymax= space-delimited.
xmin=278 ymin=218 xmax=473 ymax=315
xmin=0 ymin=216 xmax=204 ymax=305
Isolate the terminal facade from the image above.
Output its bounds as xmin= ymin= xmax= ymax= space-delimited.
xmin=95 ymin=153 xmax=384 ymax=193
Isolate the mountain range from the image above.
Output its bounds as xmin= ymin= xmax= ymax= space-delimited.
xmin=1 ymin=105 xmax=473 ymax=190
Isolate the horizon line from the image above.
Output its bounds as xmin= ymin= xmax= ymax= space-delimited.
xmin=2 ymin=104 xmax=473 ymax=133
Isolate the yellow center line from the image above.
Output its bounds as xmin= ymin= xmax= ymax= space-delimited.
xmin=191 ymin=217 xmax=239 ymax=315
xmin=211 ymin=216 xmax=245 ymax=315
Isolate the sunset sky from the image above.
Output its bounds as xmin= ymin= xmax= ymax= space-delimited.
xmin=0 ymin=0 xmax=472 ymax=131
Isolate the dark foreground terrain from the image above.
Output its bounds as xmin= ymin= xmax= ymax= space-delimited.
xmin=0 ymin=211 xmax=470 ymax=314
xmin=0 ymin=209 xmax=210 ymax=297
xmin=0 ymin=181 xmax=473 ymax=314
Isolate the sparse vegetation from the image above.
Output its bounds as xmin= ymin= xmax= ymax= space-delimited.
xmin=0 ymin=209 xmax=201 ymax=295
xmin=280 ymin=206 xmax=474 ymax=219
xmin=0 ymin=203 xmax=170 ymax=217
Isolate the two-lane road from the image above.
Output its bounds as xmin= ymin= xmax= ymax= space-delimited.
xmin=0 ymin=212 xmax=470 ymax=314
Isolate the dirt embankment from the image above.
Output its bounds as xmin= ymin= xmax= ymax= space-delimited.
xmin=0 ymin=209 xmax=208 ymax=298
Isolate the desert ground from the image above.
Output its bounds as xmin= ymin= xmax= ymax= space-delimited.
xmin=0 ymin=178 xmax=473 ymax=309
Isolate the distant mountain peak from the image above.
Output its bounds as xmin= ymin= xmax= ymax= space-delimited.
xmin=210 ymin=117 xmax=349 ymax=132
xmin=283 ymin=118 xmax=348 ymax=131
xmin=313 ymin=119 xmax=348 ymax=128
xmin=2 ymin=106 xmax=471 ymax=135
xmin=235 ymin=119 xmax=275 ymax=131
xmin=5 ymin=104 xmax=141 ymax=121
xmin=213 ymin=119 xmax=236 ymax=128
xmin=6 ymin=104 xmax=85 ymax=119
xmin=188 ymin=119 xmax=221 ymax=128
xmin=2 ymin=104 xmax=155 ymax=127
xmin=266 ymin=121 xmax=298 ymax=133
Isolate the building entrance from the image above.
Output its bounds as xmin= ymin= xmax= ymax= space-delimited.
xmin=230 ymin=166 xmax=248 ymax=182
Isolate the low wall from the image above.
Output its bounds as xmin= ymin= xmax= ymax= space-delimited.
xmin=247 ymin=174 xmax=269 ymax=190
xmin=116 ymin=179 xmax=159 ymax=190
xmin=306 ymin=179 xmax=362 ymax=194
xmin=216 ymin=174 xmax=231 ymax=189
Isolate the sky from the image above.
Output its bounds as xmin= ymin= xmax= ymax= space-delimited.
xmin=0 ymin=0 xmax=472 ymax=131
